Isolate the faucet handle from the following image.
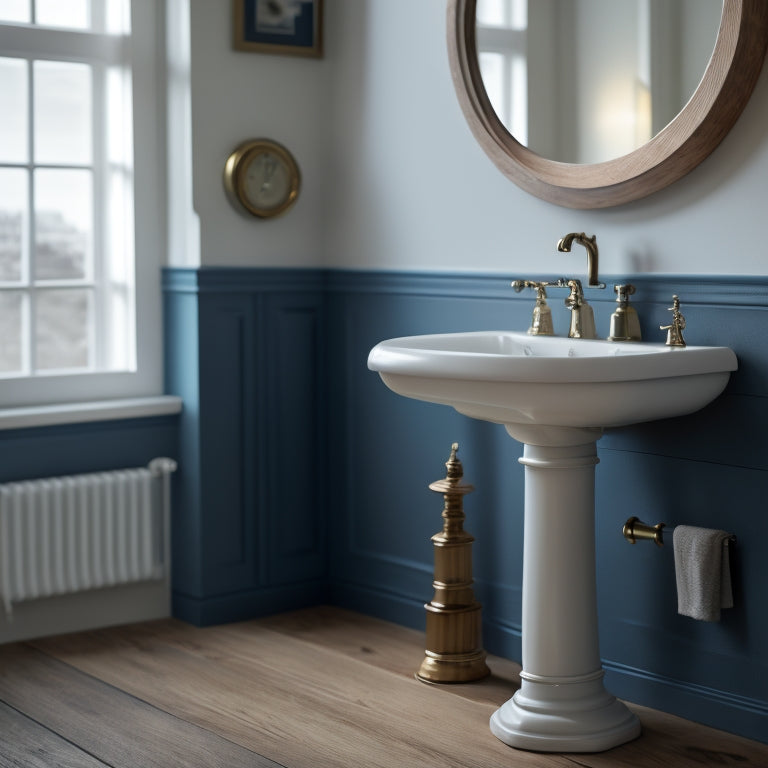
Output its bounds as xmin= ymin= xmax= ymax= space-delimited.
xmin=511 ymin=279 xmax=536 ymax=293
xmin=511 ymin=280 xmax=555 ymax=336
xmin=660 ymin=294 xmax=686 ymax=347
xmin=512 ymin=279 xmax=550 ymax=293
xmin=563 ymin=278 xmax=584 ymax=307
xmin=512 ymin=278 xmax=570 ymax=293
xmin=614 ymin=284 xmax=636 ymax=301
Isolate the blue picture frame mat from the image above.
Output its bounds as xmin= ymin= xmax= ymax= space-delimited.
xmin=243 ymin=2 xmax=316 ymax=48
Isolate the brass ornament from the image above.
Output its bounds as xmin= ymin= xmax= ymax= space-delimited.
xmin=417 ymin=443 xmax=489 ymax=684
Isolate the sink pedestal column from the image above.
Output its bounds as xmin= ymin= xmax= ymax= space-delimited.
xmin=490 ymin=430 xmax=641 ymax=752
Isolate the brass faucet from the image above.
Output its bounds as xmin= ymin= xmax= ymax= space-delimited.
xmin=556 ymin=232 xmax=605 ymax=339
xmin=512 ymin=234 xmax=606 ymax=339
xmin=556 ymin=232 xmax=606 ymax=288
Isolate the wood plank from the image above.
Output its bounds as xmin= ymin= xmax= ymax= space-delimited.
xmin=254 ymin=604 xmax=525 ymax=706
xmin=29 ymin=607 xmax=768 ymax=768
xmin=0 ymin=644 xmax=282 ymax=768
xmin=31 ymin=618 xmax=570 ymax=768
xmin=0 ymin=700 xmax=109 ymax=768
xmin=589 ymin=704 xmax=768 ymax=768
xmin=225 ymin=608 xmax=768 ymax=767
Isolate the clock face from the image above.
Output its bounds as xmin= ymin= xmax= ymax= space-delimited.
xmin=224 ymin=139 xmax=300 ymax=218
xmin=243 ymin=151 xmax=292 ymax=211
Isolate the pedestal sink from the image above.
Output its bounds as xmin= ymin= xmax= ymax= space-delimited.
xmin=368 ymin=331 xmax=737 ymax=753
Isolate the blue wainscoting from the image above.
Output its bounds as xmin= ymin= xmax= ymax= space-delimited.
xmin=164 ymin=267 xmax=768 ymax=744
xmin=0 ymin=415 xmax=179 ymax=485
xmin=163 ymin=268 xmax=328 ymax=625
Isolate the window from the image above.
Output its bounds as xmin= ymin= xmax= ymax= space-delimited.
xmin=0 ymin=0 xmax=163 ymax=409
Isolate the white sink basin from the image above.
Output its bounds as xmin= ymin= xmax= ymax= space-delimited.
xmin=368 ymin=329 xmax=737 ymax=752
xmin=368 ymin=331 xmax=737 ymax=434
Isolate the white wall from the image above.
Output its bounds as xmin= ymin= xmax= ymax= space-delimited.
xmin=188 ymin=0 xmax=768 ymax=276
xmin=187 ymin=0 xmax=330 ymax=267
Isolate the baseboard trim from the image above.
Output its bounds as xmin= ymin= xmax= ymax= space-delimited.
xmin=0 ymin=582 xmax=170 ymax=645
xmin=329 ymin=582 xmax=427 ymax=632
xmin=172 ymin=581 xmax=329 ymax=626
xmin=603 ymin=659 xmax=768 ymax=745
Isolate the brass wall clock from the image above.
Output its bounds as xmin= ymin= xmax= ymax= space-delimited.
xmin=223 ymin=139 xmax=301 ymax=218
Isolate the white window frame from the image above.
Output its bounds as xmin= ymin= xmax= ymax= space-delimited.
xmin=0 ymin=1 xmax=164 ymax=410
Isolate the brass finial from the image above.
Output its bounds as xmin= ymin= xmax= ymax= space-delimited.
xmin=418 ymin=443 xmax=489 ymax=684
xmin=445 ymin=442 xmax=462 ymax=479
xmin=429 ymin=442 xmax=474 ymax=497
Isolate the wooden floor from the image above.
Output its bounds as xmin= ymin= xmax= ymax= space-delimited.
xmin=0 ymin=606 xmax=765 ymax=767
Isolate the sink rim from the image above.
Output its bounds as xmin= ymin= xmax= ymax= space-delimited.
xmin=367 ymin=330 xmax=738 ymax=384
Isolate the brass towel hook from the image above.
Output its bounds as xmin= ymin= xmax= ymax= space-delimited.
xmin=623 ymin=516 xmax=666 ymax=547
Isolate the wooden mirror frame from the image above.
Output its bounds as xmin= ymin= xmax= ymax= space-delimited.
xmin=447 ymin=0 xmax=768 ymax=209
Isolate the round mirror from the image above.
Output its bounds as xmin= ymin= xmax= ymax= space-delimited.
xmin=447 ymin=0 xmax=768 ymax=208
xmin=476 ymin=0 xmax=721 ymax=165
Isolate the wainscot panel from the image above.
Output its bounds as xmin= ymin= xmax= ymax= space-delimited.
xmin=163 ymin=268 xmax=328 ymax=625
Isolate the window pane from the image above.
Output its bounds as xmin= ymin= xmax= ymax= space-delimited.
xmin=0 ymin=291 xmax=23 ymax=373
xmin=479 ymin=52 xmax=506 ymax=125
xmin=509 ymin=53 xmax=527 ymax=144
xmin=0 ymin=58 xmax=28 ymax=163
xmin=35 ymin=288 xmax=91 ymax=370
xmin=35 ymin=0 xmax=89 ymax=29
xmin=106 ymin=0 xmax=131 ymax=34
xmin=34 ymin=61 xmax=92 ymax=165
xmin=477 ymin=0 xmax=527 ymax=29
xmin=0 ymin=0 xmax=30 ymax=24
xmin=34 ymin=169 xmax=91 ymax=280
xmin=477 ymin=0 xmax=506 ymax=27
xmin=0 ymin=169 xmax=27 ymax=282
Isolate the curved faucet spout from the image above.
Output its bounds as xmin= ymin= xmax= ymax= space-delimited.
xmin=556 ymin=232 xmax=605 ymax=287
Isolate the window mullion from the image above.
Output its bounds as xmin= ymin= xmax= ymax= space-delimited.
xmin=0 ymin=25 xmax=127 ymax=64
xmin=26 ymin=56 xmax=36 ymax=375
xmin=92 ymin=61 xmax=107 ymax=372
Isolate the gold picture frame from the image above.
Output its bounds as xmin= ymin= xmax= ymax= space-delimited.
xmin=233 ymin=0 xmax=323 ymax=58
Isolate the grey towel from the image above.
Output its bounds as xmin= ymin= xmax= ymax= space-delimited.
xmin=673 ymin=525 xmax=734 ymax=622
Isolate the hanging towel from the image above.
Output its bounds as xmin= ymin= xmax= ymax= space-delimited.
xmin=673 ymin=525 xmax=735 ymax=622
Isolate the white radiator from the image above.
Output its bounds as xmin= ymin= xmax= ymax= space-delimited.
xmin=0 ymin=457 xmax=176 ymax=616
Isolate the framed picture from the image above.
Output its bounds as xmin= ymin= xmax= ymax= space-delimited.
xmin=234 ymin=0 xmax=323 ymax=58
